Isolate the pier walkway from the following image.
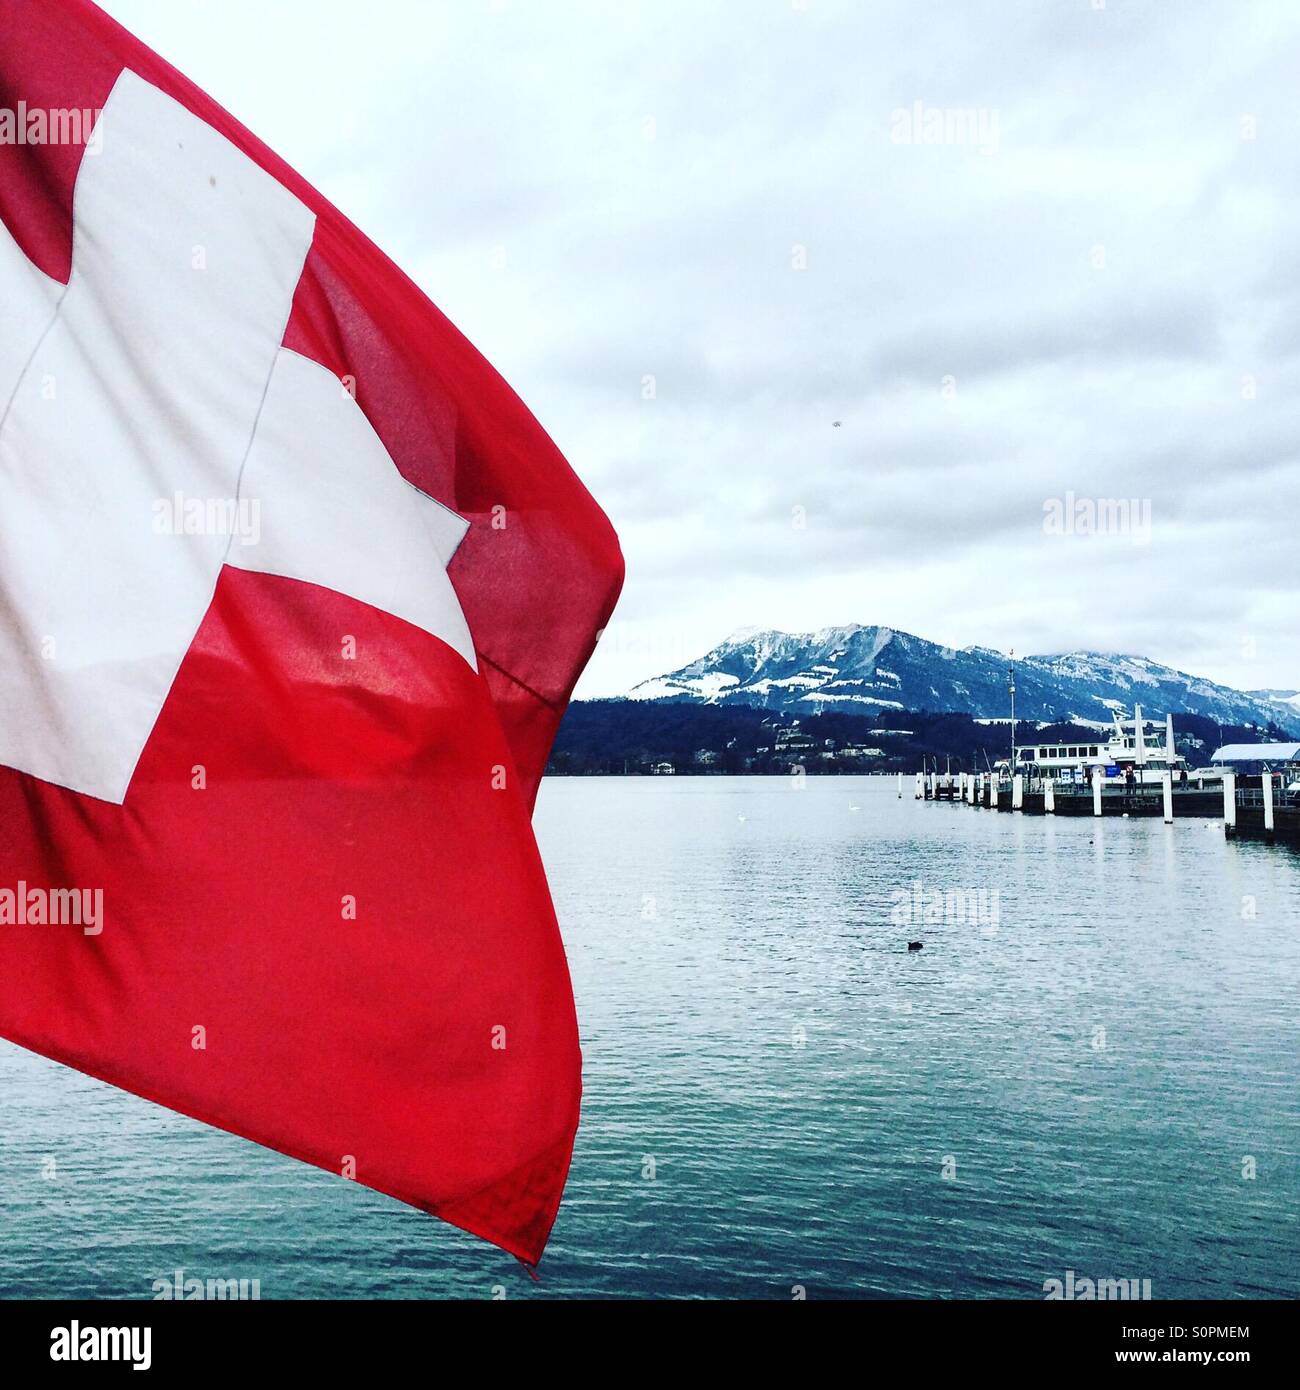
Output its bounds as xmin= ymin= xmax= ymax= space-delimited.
xmin=913 ymin=769 xmax=1298 ymax=847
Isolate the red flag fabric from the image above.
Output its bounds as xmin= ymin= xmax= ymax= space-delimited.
xmin=0 ymin=0 xmax=621 ymax=1264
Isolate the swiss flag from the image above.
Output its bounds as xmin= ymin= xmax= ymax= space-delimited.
xmin=0 ymin=0 xmax=621 ymax=1264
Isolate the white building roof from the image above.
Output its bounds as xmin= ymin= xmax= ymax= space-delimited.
xmin=1210 ymin=742 xmax=1300 ymax=763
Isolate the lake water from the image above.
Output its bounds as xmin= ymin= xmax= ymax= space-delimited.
xmin=1 ymin=776 xmax=1297 ymax=1299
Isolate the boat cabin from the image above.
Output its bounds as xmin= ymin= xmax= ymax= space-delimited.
xmin=1012 ymin=710 xmax=1187 ymax=778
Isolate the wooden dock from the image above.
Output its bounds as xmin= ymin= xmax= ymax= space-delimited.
xmin=1226 ymin=785 xmax=1300 ymax=845
xmin=914 ymin=768 xmax=1299 ymax=848
xmin=1008 ymin=784 xmax=1222 ymax=818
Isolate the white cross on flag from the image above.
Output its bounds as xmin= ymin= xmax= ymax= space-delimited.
xmin=0 ymin=0 xmax=621 ymax=1266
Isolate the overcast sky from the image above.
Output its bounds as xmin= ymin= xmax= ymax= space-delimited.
xmin=101 ymin=0 xmax=1300 ymax=696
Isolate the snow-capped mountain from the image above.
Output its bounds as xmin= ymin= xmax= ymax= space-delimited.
xmin=626 ymin=624 xmax=1300 ymax=734
xmin=1252 ymin=688 xmax=1300 ymax=721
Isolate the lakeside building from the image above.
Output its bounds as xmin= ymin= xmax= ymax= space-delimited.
xmin=1210 ymin=743 xmax=1300 ymax=777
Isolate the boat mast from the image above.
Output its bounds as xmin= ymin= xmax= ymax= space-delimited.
xmin=1007 ymin=651 xmax=1017 ymax=772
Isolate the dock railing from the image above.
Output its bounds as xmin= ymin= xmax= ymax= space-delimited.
xmin=1237 ymin=786 xmax=1300 ymax=811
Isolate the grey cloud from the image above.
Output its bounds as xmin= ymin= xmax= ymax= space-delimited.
xmin=869 ymin=291 xmax=1225 ymax=384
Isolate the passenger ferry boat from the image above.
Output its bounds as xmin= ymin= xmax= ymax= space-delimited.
xmin=1000 ymin=708 xmax=1189 ymax=781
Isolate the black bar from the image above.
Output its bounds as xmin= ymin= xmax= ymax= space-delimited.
xmin=0 ymin=1298 xmax=1284 ymax=1374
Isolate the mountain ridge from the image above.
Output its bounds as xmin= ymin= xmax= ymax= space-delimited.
xmin=624 ymin=624 xmax=1300 ymax=735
